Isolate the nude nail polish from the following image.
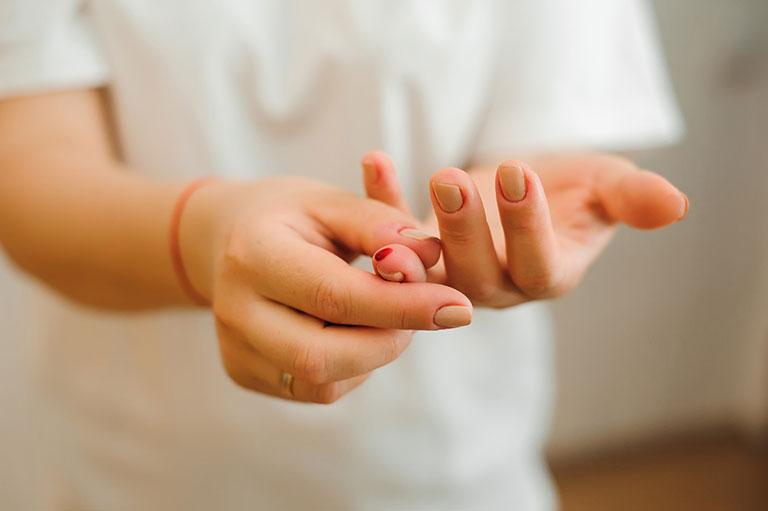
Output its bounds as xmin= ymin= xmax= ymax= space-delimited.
xmin=378 ymin=271 xmax=405 ymax=282
xmin=498 ymin=163 xmax=527 ymax=202
xmin=433 ymin=183 xmax=463 ymax=213
xmin=434 ymin=305 xmax=472 ymax=328
xmin=399 ymin=228 xmax=439 ymax=242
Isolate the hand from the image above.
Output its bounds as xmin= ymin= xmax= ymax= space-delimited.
xmin=179 ymin=177 xmax=472 ymax=403
xmin=363 ymin=151 xmax=688 ymax=307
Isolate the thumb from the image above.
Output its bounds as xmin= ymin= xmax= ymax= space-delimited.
xmin=599 ymin=170 xmax=688 ymax=229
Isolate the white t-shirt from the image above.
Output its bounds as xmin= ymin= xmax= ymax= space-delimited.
xmin=0 ymin=1 xmax=682 ymax=509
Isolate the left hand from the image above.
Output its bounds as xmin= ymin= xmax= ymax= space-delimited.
xmin=361 ymin=151 xmax=688 ymax=308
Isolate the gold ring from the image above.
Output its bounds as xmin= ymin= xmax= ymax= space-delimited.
xmin=279 ymin=371 xmax=295 ymax=398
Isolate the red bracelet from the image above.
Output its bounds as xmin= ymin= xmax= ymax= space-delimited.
xmin=169 ymin=177 xmax=215 ymax=306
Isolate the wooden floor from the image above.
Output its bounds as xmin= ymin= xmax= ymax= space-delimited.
xmin=552 ymin=435 xmax=768 ymax=511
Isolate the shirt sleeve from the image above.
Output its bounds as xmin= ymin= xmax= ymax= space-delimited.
xmin=0 ymin=0 xmax=108 ymax=99
xmin=472 ymin=0 xmax=684 ymax=162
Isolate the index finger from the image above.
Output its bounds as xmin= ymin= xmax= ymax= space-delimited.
xmin=307 ymin=189 xmax=442 ymax=269
xmin=251 ymin=226 xmax=472 ymax=330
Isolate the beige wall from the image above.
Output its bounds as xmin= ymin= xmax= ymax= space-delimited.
xmin=548 ymin=0 xmax=768 ymax=457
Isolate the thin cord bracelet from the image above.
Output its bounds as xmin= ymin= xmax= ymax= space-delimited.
xmin=169 ymin=176 xmax=216 ymax=306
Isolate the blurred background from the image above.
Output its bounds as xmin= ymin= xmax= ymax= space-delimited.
xmin=1 ymin=0 xmax=767 ymax=509
xmin=547 ymin=0 xmax=768 ymax=509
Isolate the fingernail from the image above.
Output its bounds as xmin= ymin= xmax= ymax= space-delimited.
xmin=498 ymin=163 xmax=527 ymax=202
xmin=378 ymin=270 xmax=405 ymax=282
xmin=399 ymin=228 xmax=439 ymax=242
xmin=434 ymin=305 xmax=472 ymax=328
xmin=678 ymin=193 xmax=689 ymax=221
xmin=433 ymin=183 xmax=463 ymax=213
xmin=374 ymin=247 xmax=393 ymax=261
xmin=362 ymin=158 xmax=378 ymax=183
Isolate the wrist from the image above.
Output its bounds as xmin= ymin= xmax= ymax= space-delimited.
xmin=174 ymin=177 xmax=230 ymax=305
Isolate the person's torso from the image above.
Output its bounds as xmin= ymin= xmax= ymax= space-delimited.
xmin=29 ymin=2 xmax=556 ymax=509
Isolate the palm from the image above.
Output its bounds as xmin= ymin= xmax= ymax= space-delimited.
xmin=427 ymin=154 xmax=686 ymax=299
xmin=538 ymin=157 xmax=624 ymax=274
xmin=363 ymin=150 xmax=686 ymax=307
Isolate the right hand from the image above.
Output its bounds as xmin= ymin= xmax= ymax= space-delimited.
xmin=179 ymin=176 xmax=472 ymax=404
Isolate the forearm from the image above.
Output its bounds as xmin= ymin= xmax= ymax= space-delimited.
xmin=0 ymin=163 xmax=190 ymax=309
xmin=0 ymin=92 xmax=191 ymax=309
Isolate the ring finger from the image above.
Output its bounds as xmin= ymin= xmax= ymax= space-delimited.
xmin=216 ymin=320 xmax=370 ymax=403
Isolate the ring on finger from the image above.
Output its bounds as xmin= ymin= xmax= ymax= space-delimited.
xmin=279 ymin=371 xmax=295 ymax=398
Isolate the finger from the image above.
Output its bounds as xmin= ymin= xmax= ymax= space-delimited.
xmin=496 ymin=161 xmax=565 ymax=298
xmin=429 ymin=167 xmax=505 ymax=300
xmin=217 ymin=321 xmax=370 ymax=403
xmin=372 ymin=244 xmax=428 ymax=283
xmin=249 ymin=227 xmax=471 ymax=329
xmin=308 ymin=191 xmax=441 ymax=269
xmin=216 ymin=294 xmax=414 ymax=383
xmin=601 ymin=171 xmax=688 ymax=229
xmin=592 ymin=159 xmax=688 ymax=229
xmin=361 ymin=150 xmax=412 ymax=214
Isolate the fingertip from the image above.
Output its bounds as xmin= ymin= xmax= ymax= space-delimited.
xmin=372 ymin=243 xmax=428 ymax=283
xmin=361 ymin=153 xmax=379 ymax=185
xmin=614 ymin=171 xmax=688 ymax=229
xmin=433 ymin=304 xmax=473 ymax=329
xmin=370 ymin=222 xmax=442 ymax=269
xmin=430 ymin=167 xmax=474 ymax=214
xmin=361 ymin=150 xmax=393 ymax=173
xmin=361 ymin=150 xmax=396 ymax=184
xmin=497 ymin=161 xmax=535 ymax=204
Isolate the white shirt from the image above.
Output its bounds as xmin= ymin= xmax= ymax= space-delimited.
xmin=0 ymin=1 xmax=682 ymax=509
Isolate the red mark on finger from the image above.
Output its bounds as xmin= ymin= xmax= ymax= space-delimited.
xmin=374 ymin=247 xmax=393 ymax=261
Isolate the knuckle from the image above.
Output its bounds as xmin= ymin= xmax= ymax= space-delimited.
xmin=503 ymin=209 xmax=540 ymax=234
xmin=291 ymin=343 xmax=330 ymax=385
xmin=449 ymin=279 xmax=499 ymax=306
xmin=309 ymin=276 xmax=354 ymax=323
xmin=221 ymin=226 xmax=252 ymax=273
xmin=469 ymin=283 xmax=502 ymax=305
xmin=383 ymin=330 xmax=412 ymax=362
xmin=520 ymin=272 xmax=563 ymax=300
xmin=390 ymin=304 xmax=413 ymax=330
xmin=439 ymin=224 xmax=476 ymax=246
xmin=378 ymin=333 xmax=402 ymax=365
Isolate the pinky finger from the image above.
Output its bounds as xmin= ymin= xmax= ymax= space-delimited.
xmin=361 ymin=150 xmax=411 ymax=214
xmin=217 ymin=320 xmax=371 ymax=404
xmin=372 ymin=244 xmax=428 ymax=283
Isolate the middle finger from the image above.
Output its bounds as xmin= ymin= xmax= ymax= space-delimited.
xmin=429 ymin=167 xmax=505 ymax=302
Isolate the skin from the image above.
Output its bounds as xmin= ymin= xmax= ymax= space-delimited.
xmin=0 ymin=89 xmax=687 ymax=405
xmin=0 ymin=90 xmax=466 ymax=404
xmin=365 ymin=151 xmax=688 ymax=306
